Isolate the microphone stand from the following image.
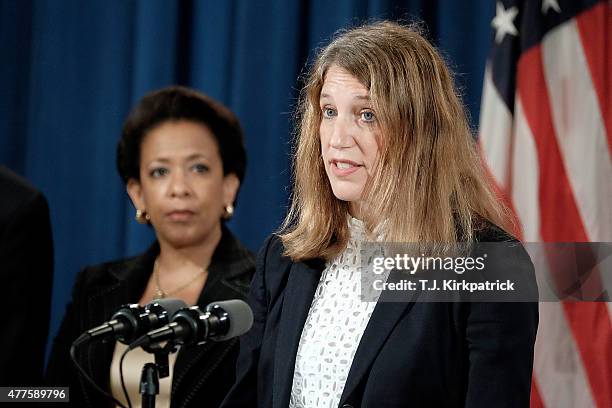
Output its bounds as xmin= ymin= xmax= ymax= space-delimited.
xmin=139 ymin=363 xmax=158 ymax=408
xmin=139 ymin=342 xmax=176 ymax=408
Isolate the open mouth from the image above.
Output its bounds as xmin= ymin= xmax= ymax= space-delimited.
xmin=331 ymin=159 xmax=362 ymax=175
xmin=336 ymin=162 xmax=354 ymax=169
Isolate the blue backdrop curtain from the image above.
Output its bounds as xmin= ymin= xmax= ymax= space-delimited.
xmin=0 ymin=0 xmax=495 ymax=356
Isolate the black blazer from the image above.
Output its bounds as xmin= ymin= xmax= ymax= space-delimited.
xmin=46 ymin=226 xmax=255 ymax=408
xmin=0 ymin=166 xmax=53 ymax=386
xmin=222 ymin=227 xmax=539 ymax=408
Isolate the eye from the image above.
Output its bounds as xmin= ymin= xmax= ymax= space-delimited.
xmin=360 ymin=110 xmax=376 ymax=123
xmin=150 ymin=167 xmax=168 ymax=178
xmin=191 ymin=163 xmax=210 ymax=173
xmin=322 ymin=106 xmax=337 ymax=119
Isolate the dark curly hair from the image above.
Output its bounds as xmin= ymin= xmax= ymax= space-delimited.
xmin=117 ymin=86 xmax=246 ymax=189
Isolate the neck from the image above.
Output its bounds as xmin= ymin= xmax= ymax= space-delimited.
xmin=156 ymin=224 xmax=222 ymax=275
xmin=348 ymin=202 xmax=362 ymax=220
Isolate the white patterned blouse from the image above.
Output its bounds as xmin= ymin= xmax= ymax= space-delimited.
xmin=289 ymin=217 xmax=380 ymax=408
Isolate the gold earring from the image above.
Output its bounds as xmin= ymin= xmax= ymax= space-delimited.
xmin=223 ymin=204 xmax=234 ymax=220
xmin=135 ymin=209 xmax=150 ymax=224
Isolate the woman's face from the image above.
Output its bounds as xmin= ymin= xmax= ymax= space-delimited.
xmin=127 ymin=120 xmax=239 ymax=249
xmin=319 ymin=65 xmax=380 ymax=216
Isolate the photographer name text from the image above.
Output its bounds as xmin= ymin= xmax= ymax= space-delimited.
xmin=372 ymin=279 xmax=515 ymax=292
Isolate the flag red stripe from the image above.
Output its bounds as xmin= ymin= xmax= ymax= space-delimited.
xmin=530 ymin=377 xmax=545 ymax=408
xmin=516 ymin=45 xmax=612 ymax=408
xmin=516 ymin=47 xmax=588 ymax=243
xmin=562 ymin=302 xmax=612 ymax=408
xmin=575 ymin=2 xmax=612 ymax=159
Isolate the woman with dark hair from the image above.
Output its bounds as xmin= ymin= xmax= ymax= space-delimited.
xmin=46 ymin=86 xmax=255 ymax=408
xmin=221 ymin=22 xmax=538 ymax=408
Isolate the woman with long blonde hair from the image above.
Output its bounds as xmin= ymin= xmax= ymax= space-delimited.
xmin=222 ymin=21 xmax=537 ymax=408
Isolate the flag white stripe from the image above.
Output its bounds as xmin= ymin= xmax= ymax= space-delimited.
xmin=534 ymin=302 xmax=597 ymax=408
xmin=511 ymin=99 xmax=541 ymax=242
xmin=541 ymin=20 xmax=612 ymax=242
xmin=478 ymin=64 xmax=513 ymax=190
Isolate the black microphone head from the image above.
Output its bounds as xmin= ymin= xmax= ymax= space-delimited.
xmin=146 ymin=298 xmax=187 ymax=317
xmin=205 ymin=299 xmax=253 ymax=341
xmin=115 ymin=298 xmax=187 ymax=344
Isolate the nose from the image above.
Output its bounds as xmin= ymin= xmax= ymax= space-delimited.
xmin=168 ymin=169 xmax=191 ymax=198
xmin=329 ymin=115 xmax=355 ymax=149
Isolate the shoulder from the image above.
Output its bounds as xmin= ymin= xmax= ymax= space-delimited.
xmin=471 ymin=220 xmax=538 ymax=301
xmin=0 ymin=166 xmax=39 ymax=201
xmin=0 ymin=166 xmax=48 ymax=227
xmin=255 ymin=234 xmax=324 ymax=299
xmin=224 ymin=230 xmax=256 ymax=267
xmin=473 ymin=219 xmax=517 ymax=243
xmin=260 ymin=233 xmax=285 ymax=259
xmin=251 ymin=234 xmax=292 ymax=298
xmin=215 ymin=227 xmax=256 ymax=281
xmin=472 ymin=219 xmax=531 ymax=262
xmin=257 ymin=234 xmax=296 ymax=275
xmin=71 ymin=250 xmax=152 ymax=300
xmin=259 ymin=234 xmax=327 ymax=272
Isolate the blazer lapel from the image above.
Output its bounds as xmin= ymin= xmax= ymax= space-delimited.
xmin=172 ymin=255 xmax=247 ymax=393
xmin=84 ymin=281 xmax=130 ymax=403
xmin=273 ymin=259 xmax=324 ymax=408
xmin=338 ymin=280 xmax=421 ymax=406
xmin=81 ymin=246 xmax=156 ymax=405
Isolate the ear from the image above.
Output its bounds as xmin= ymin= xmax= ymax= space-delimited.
xmin=126 ymin=179 xmax=145 ymax=211
xmin=222 ymin=173 xmax=240 ymax=208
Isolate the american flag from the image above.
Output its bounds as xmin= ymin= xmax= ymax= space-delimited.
xmin=478 ymin=1 xmax=612 ymax=407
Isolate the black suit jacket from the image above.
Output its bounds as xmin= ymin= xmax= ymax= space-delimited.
xmin=0 ymin=166 xmax=53 ymax=386
xmin=222 ymin=227 xmax=539 ymax=408
xmin=46 ymin=226 xmax=255 ymax=408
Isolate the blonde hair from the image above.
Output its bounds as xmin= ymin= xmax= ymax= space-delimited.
xmin=280 ymin=21 xmax=511 ymax=261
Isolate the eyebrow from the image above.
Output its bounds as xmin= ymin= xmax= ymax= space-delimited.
xmin=148 ymin=153 xmax=209 ymax=164
xmin=320 ymin=93 xmax=371 ymax=101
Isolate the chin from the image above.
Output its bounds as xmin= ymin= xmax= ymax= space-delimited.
xmin=160 ymin=227 xmax=201 ymax=248
xmin=330 ymin=184 xmax=363 ymax=203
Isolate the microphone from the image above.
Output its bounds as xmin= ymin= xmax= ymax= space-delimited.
xmin=129 ymin=299 xmax=253 ymax=349
xmin=73 ymin=298 xmax=187 ymax=347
